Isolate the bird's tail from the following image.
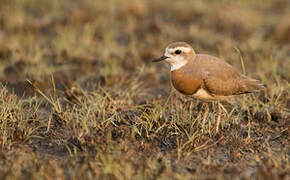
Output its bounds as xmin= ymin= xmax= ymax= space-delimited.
xmin=243 ymin=78 xmax=266 ymax=93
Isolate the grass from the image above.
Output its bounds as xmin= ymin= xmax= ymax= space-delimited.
xmin=0 ymin=0 xmax=289 ymax=179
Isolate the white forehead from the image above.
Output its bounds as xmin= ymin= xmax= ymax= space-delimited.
xmin=165 ymin=46 xmax=191 ymax=54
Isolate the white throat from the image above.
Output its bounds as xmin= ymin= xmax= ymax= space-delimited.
xmin=169 ymin=56 xmax=188 ymax=71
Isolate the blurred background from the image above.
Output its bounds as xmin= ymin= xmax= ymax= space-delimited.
xmin=0 ymin=0 xmax=289 ymax=96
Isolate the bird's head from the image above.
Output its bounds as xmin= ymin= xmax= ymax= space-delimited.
xmin=152 ymin=42 xmax=196 ymax=71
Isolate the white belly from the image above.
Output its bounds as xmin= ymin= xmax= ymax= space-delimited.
xmin=193 ymin=88 xmax=215 ymax=100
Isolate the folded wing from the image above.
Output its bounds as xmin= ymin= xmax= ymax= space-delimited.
xmin=195 ymin=54 xmax=266 ymax=96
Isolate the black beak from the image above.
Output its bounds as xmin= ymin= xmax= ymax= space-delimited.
xmin=152 ymin=55 xmax=168 ymax=62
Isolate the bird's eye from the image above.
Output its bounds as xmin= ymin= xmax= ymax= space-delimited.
xmin=175 ymin=49 xmax=182 ymax=54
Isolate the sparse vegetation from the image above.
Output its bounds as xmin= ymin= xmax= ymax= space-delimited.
xmin=0 ymin=0 xmax=289 ymax=179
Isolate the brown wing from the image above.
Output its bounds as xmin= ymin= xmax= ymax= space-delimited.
xmin=195 ymin=54 xmax=253 ymax=96
xmin=203 ymin=72 xmax=247 ymax=96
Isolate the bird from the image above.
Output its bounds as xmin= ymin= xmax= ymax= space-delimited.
xmin=152 ymin=42 xmax=266 ymax=132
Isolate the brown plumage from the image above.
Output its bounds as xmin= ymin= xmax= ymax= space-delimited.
xmin=152 ymin=41 xmax=266 ymax=132
xmin=153 ymin=42 xmax=266 ymax=101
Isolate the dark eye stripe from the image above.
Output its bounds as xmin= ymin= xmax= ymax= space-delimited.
xmin=175 ymin=50 xmax=182 ymax=54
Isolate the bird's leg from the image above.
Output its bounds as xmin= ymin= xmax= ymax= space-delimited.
xmin=216 ymin=101 xmax=222 ymax=132
xmin=202 ymin=103 xmax=209 ymax=131
xmin=219 ymin=103 xmax=229 ymax=118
